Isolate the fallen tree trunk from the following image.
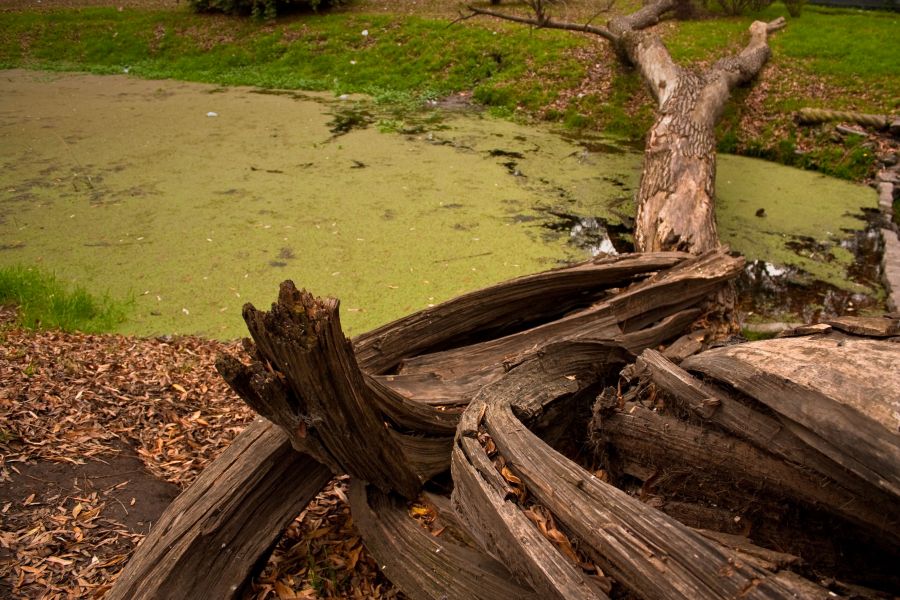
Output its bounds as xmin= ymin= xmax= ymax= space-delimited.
xmin=466 ymin=0 xmax=784 ymax=254
xmin=109 ymin=251 xmax=710 ymax=597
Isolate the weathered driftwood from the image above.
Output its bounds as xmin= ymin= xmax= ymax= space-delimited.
xmin=111 ymin=251 xmax=704 ymax=597
xmin=107 ymin=419 xmax=332 ymax=600
xmin=355 ymin=251 xmax=688 ymax=373
xmin=594 ymin=400 xmax=900 ymax=543
xmin=632 ymin=349 xmax=900 ymax=540
xmin=221 ymin=251 xmax=737 ymax=496
xmin=452 ymin=341 xmax=828 ymax=600
xmin=348 ymin=481 xmax=540 ymax=600
xmin=398 ymin=250 xmax=742 ymax=380
xmin=682 ymin=334 xmax=900 ymax=499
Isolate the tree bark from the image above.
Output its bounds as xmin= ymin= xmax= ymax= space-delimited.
xmin=107 ymin=419 xmax=332 ymax=600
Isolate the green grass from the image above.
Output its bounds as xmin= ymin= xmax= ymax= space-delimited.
xmin=665 ymin=4 xmax=899 ymax=102
xmin=0 ymin=4 xmax=897 ymax=181
xmin=0 ymin=265 xmax=130 ymax=333
xmin=0 ymin=9 xmax=584 ymax=114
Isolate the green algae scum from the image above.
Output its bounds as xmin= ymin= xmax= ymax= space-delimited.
xmin=0 ymin=70 xmax=881 ymax=338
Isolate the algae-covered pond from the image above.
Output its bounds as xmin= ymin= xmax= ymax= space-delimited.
xmin=0 ymin=70 xmax=882 ymax=338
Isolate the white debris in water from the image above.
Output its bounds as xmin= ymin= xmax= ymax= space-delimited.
xmin=206 ymin=111 xmax=218 ymax=117
xmin=764 ymin=263 xmax=787 ymax=278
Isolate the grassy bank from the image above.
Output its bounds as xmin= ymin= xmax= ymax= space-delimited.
xmin=0 ymin=266 xmax=130 ymax=332
xmin=0 ymin=3 xmax=896 ymax=179
xmin=0 ymin=4 xmax=900 ymax=180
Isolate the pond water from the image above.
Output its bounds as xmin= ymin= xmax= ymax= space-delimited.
xmin=0 ymin=70 xmax=882 ymax=338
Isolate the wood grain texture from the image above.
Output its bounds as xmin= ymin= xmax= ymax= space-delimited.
xmin=682 ymin=335 xmax=900 ymax=497
xmin=107 ymin=419 xmax=332 ymax=600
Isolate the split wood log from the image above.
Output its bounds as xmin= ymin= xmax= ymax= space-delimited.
xmin=682 ymin=334 xmax=900 ymax=499
xmin=221 ymin=251 xmax=738 ymax=496
xmin=452 ymin=341 xmax=828 ymax=599
xmin=107 ymin=419 xmax=332 ymax=600
xmin=397 ymin=250 xmax=742 ymax=381
xmin=348 ymin=481 xmax=541 ymax=600
xmin=594 ymin=400 xmax=900 ymax=544
xmin=632 ymin=349 xmax=900 ymax=540
xmin=220 ymin=283 xmax=424 ymax=498
xmin=111 ymin=251 xmax=702 ymax=598
xmin=355 ymin=251 xmax=688 ymax=373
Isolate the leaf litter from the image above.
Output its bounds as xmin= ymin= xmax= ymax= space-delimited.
xmin=0 ymin=307 xmax=399 ymax=599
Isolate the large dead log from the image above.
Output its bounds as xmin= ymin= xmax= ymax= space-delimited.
xmin=631 ymin=349 xmax=900 ymax=540
xmin=221 ymin=251 xmax=738 ymax=496
xmin=682 ymin=334 xmax=900 ymax=498
xmin=107 ymin=419 xmax=332 ymax=600
xmin=452 ymin=341 xmax=828 ymax=599
xmin=110 ymin=251 xmax=699 ymax=597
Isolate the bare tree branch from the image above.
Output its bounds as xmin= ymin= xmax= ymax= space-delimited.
xmin=465 ymin=4 xmax=617 ymax=42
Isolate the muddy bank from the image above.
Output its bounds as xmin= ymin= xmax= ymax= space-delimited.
xmin=0 ymin=70 xmax=881 ymax=338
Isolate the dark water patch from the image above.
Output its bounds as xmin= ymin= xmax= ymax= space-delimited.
xmin=250 ymin=88 xmax=315 ymax=102
xmin=441 ymin=203 xmax=464 ymax=209
xmin=842 ymin=208 xmax=887 ymax=289
xmin=737 ymin=210 xmax=885 ymax=321
xmin=736 ymin=260 xmax=881 ymax=323
xmin=488 ymin=149 xmax=525 ymax=159
xmin=269 ymin=260 xmax=288 ymax=268
xmin=558 ymin=132 xmax=637 ymax=155
xmin=277 ymin=247 xmax=295 ymax=260
xmin=784 ymin=236 xmax=838 ymax=263
xmin=327 ymin=105 xmax=374 ymax=136
xmin=501 ymin=161 xmax=523 ymax=177
xmin=539 ymin=209 xmax=634 ymax=256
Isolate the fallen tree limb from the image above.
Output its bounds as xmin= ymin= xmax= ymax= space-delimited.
xmin=107 ymin=419 xmax=332 ymax=600
xmin=348 ymin=481 xmax=541 ymax=600
xmin=796 ymin=107 xmax=891 ymax=129
xmin=632 ymin=349 xmax=900 ymax=540
xmin=452 ymin=341 xmax=827 ymax=599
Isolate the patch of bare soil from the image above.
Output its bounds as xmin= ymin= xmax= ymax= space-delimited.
xmin=0 ymin=308 xmax=396 ymax=598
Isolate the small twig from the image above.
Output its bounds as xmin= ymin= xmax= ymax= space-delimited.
xmin=432 ymin=251 xmax=493 ymax=263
